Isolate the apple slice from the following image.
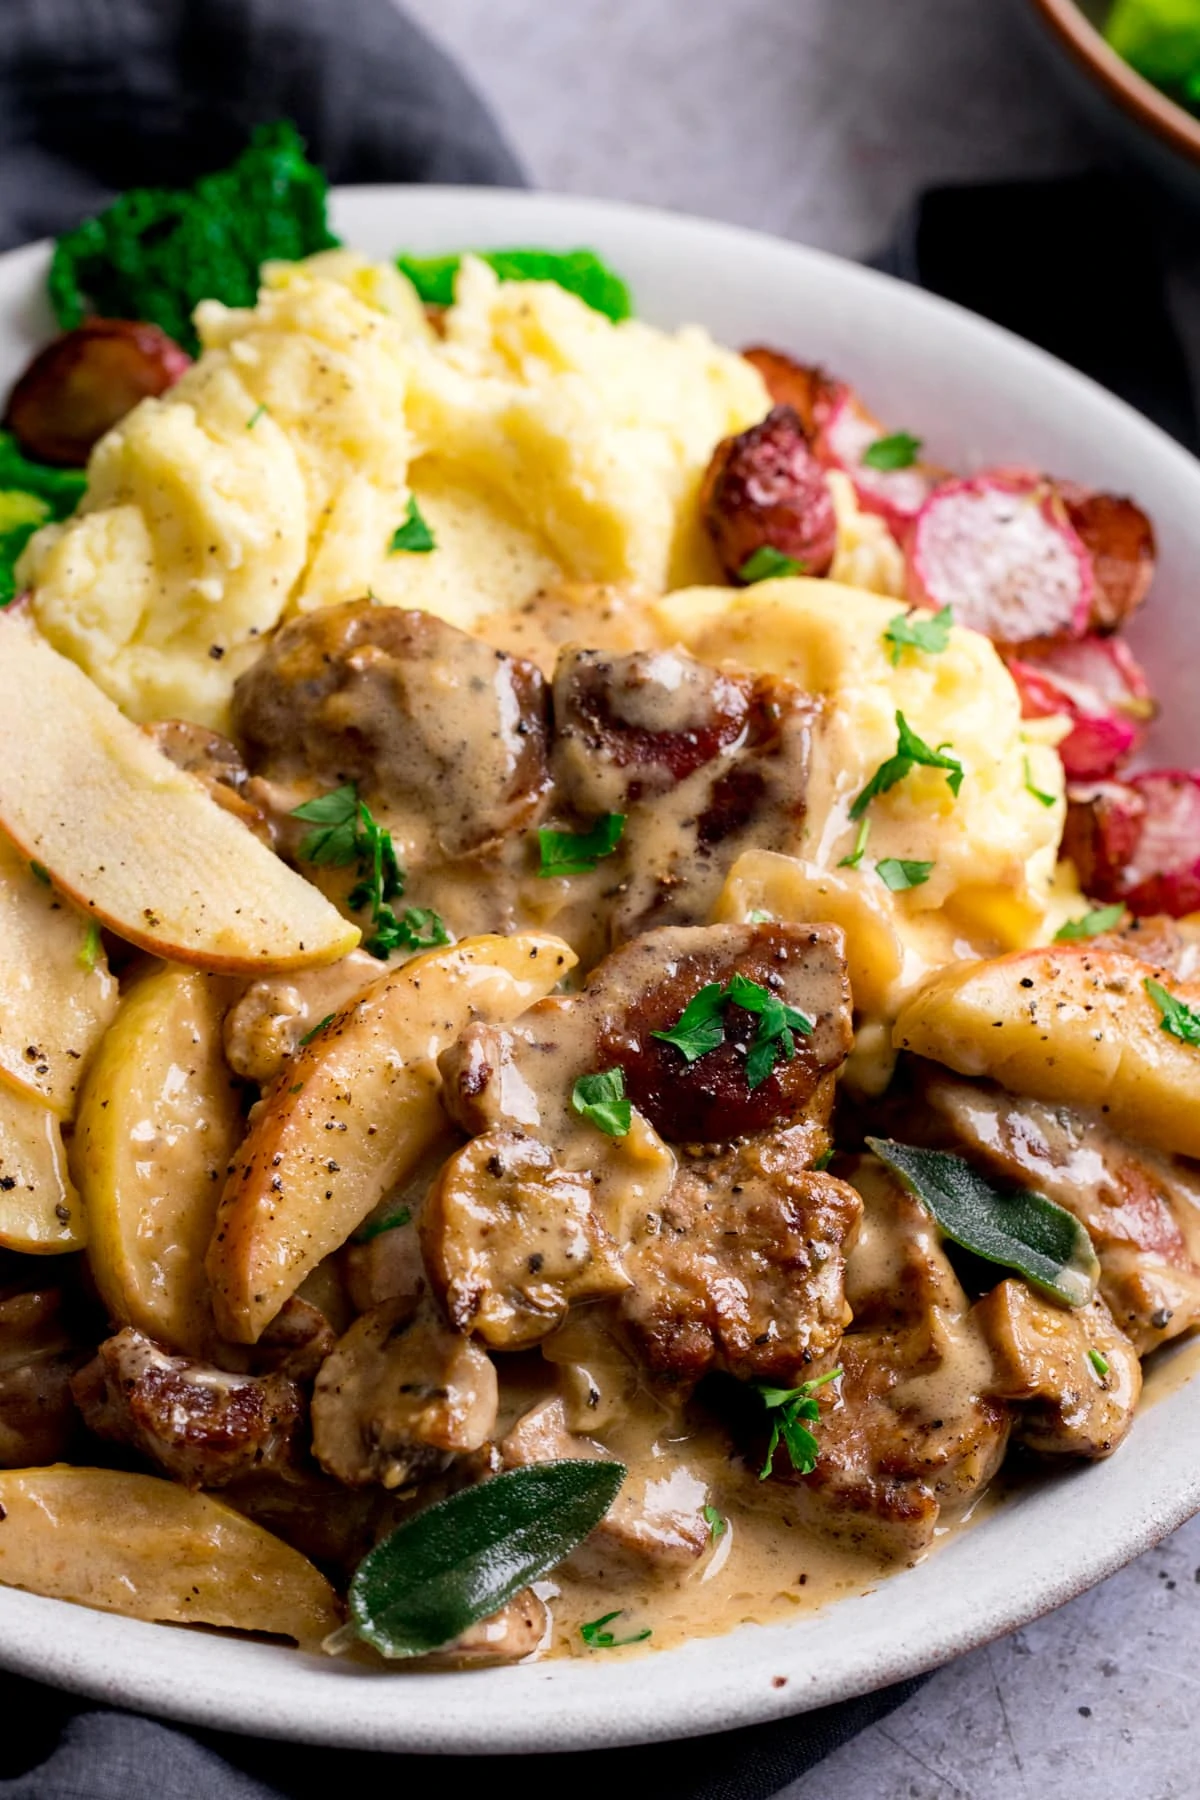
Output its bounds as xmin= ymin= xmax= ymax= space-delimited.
xmin=0 ymin=1466 xmax=340 ymax=1645
xmin=894 ymin=945 xmax=1200 ymax=1161
xmin=0 ymin=1081 xmax=84 ymax=1252
xmin=0 ymin=617 xmax=359 ymax=974
xmin=73 ymin=964 xmax=242 ymax=1351
xmin=207 ymin=932 xmax=578 ymax=1343
xmin=0 ymin=829 xmax=117 ymax=1117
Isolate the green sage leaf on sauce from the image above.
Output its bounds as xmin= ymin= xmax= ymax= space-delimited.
xmin=866 ymin=1137 xmax=1099 ymax=1308
xmin=348 ymin=1460 xmax=626 ymax=1659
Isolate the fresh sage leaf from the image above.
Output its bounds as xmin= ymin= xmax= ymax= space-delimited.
xmin=866 ymin=1137 xmax=1099 ymax=1308
xmin=348 ymin=1460 xmax=625 ymax=1658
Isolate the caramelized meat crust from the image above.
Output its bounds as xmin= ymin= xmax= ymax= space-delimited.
xmin=72 ymin=1328 xmax=306 ymax=1488
xmin=593 ymin=923 xmax=852 ymax=1143
xmin=619 ymin=1128 xmax=861 ymax=1386
xmin=771 ymin=1157 xmax=1010 ymax=1562
xmin=700 ymin=404 xmax=837 ymax=582
xmin=232 ymin=601 xmax=550 ymax=857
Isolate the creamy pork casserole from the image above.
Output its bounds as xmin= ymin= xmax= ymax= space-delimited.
xmin=0 ymin=151 xmax=1198 ymax=1666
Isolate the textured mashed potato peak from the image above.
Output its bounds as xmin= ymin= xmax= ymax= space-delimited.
xmin=655 ymin=578 xmax=1066 ymax=973
xmin=21 ymin=253 xmax=769 ymax=729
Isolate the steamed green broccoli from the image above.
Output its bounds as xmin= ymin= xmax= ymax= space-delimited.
xmin=0 ymin=434 xmax=86 ymax=606
xmin=395 ymin=247 xmax=633 ymax=322
xmin=1106 ymin=0 xmax=1200 ymax=106
xmin=48 ymin=122 xmax=340 ymax=356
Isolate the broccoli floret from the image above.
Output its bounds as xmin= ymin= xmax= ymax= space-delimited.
xmin=0 ymin=433 xmax=86 ymax=606
xmin=395 ymin=247 xmax=633 ymax=322
xmin=48 ymin=122 xmax=340 ymax=356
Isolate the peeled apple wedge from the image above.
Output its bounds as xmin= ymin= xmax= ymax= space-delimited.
xmin=0 ymin=830 xmax=116 ymax=1117
xmin=0 ymin=617 xmax=359 ymax=974
xmin=0 ymin=1466 xmax=340 ymax=1646
xmin=0 ymin=1082 xmax=84 ymax=1252
xmin=894 ymin=946 xmax=1200 ymax=1161
xmin=73 ymin=964 xmax=242 ymax=1352
xmin=208 ymin=932 xmax=578 ymax=1343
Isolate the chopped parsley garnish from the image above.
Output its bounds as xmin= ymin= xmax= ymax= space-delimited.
xmin=861 ymin=431 xmax=922 ymax=471
xmin=571 ymin=1068 xmax=632 ymax=1139
xmin=756 ymin=1369 xmax=841 ymax=1480
xmin=77 ymin=918 xmax=102 ymax=973
xmin=882 ymin=604 xmax=952 ymax=666
xmin=29 ymin=861 xmax=50 ymax=885
xmin=738 ymin=545 xmax=805 ymax=584
xmin=651 ymin=975 xmax=814 ymax=1091
xmin=1145 ymin=977 xmax=1200 ymax=1048
xmin=354 ymin=1206 xmax=413 ymax=1244
xmin=849 ymin=711 xmax=964 ymax=822
xmin=299 ymin=1012 xmax=335 ymax=1047
xmin=703 ymin=1503 xmax=726 ymax=1543
xmin=838 ymin=816 xmax=871 ymax=870
xmin=747 ymin=908 xmax=774 ymax=924
xmin=1024 ymin=756 xmax=1057 ymax=808
xmin=651 ymin=981 xmax=730 ymax=1064
xmin=876 ymin=857 xmax=934 ymax=892
xmin=814 ymin=1146 xmax=835 ymax=1171
xmin=246 ymin=403 xmax=267 ymax=429
xmin=1054 ymin=903 xmax=1126 ymax=943
xmin=1088 ymin=1348 xmax=1110 ymax=1379
xmin=579 ymin=1611 xmax=652 ymax=1649
xmin=290 ymin=785 xmax=434 ymax=962
xmin=537 ymin=813 xmax=625 ymax=877
xmin=389 ymin=496 xmax=436 ymax=554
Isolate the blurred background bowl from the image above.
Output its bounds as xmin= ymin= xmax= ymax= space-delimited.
xmin=1029 ymin=0 xmax=1200 ymax=201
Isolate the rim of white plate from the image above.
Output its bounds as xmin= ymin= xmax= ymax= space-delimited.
xmin=0 ymin=185 xmax=1199 ymax=1755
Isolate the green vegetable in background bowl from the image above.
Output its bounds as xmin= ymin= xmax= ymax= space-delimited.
xmin=0 ymin=433 xmax=84 ymax=605
xmin=1105 ymin=0 xmax=1200 ymax=108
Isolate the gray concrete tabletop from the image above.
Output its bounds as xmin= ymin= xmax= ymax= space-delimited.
xmin=402 ymin=2 xmax=1200 ymax=1794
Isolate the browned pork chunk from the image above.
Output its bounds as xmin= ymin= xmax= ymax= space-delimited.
xmin=974 ymin=1280 xmax=1140 ymax=1459
xmin=700 ymin=405 xmax=838 ymax=581
xmin=72 ymin=1328 xmax=306 ymax=1488
xmin=310 ymin=1304 xmax=497 ymax=1490
xmin=501 ymin=1397 xmax=710 ymax=1575
xmin=232 ymin=601 xmax=550 ymax=858
xmin=620 ymin=1127 xmax=861 ymax=1386
xmin=918 ymin=1072 xmax=1200 ymax=1353
xmin=551 ymin=648 xmax=818 ymax=942
xmin=773 ymin=1158 xmax=1009 ymax=1563
xmin=0 ymin=1287 xmax=82 ymax=1467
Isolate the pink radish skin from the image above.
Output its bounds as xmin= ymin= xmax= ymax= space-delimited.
xmin=906 ymin=473 xmax=1094 ymax=646
xmin=817 ymin=390 xmax=932 ymax=536
xmin=1064 ymin=772 xmax=1200 ymax=918
xmin=1007 ymin=636 xmax=1156 ymax=781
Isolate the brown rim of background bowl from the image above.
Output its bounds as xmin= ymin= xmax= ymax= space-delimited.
xmin=1031 ymin=0 xmax=1200 ymax=165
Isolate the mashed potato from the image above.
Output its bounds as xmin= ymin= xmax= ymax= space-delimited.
xmin=21 ymin=254 xmax=768 ymax=728
xmin=653 ymin=578 xmax=1069 ymax=1084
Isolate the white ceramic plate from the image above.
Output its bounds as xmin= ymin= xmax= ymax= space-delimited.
xmin=1 ymin=186 xmax=1198 ymax=1755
